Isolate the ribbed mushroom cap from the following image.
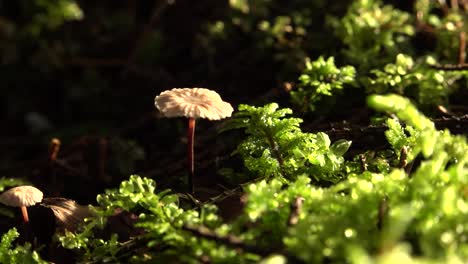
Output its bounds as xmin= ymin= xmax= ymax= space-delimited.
xmin=0 ymin=185 xmax=43 ymax=207
xmin=155 ymin=88 xmax=234 ymax=120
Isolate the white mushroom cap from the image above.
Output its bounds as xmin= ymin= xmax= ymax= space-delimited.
xmin=155 ymin=88 xmax=234 ymax=120
xmin=0 ymin=185 xmax=43 ymax=207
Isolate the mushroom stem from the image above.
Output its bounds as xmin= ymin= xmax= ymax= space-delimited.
xmin=20 ymin=206 xmax=29 ymax=223
xmin=187 ymin=117 xmax=196 ymax=193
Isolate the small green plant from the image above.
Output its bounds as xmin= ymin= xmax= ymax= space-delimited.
xmin=384 ymin=118 xmax=418 ymax=163
xmin=329 ymin=0 xmax=414 ymax=70
xmin=225 ymin=103 xmax=351 ymax=183
xmin=0 ymin=228 xmax=46 ymax=264
xmin=367 ymin=54 xmax=468 ymax=108
xmin=290 ymin=56 xmax=356 ymax=113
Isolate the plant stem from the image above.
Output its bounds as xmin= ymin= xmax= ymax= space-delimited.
xmin=377 ymin=196 xmax=388 ymax=230
xmin=48 ymin=138 xmax=61 ymax=162
xmin=187 ymin=117 xmax=196 ymax=193
xmin=20 ymin=206 xmax=29 ymax=223
xmin=264 ymin=129 xmax=287 ymax=177
xmin=48 ymin=138 xmax=61 ymax=192
xmin=458 ymin=24 xmax=465 ymax=64
xmin=399 ymin=146 xmax=408 ymax=169
xmin=288 ymin=197 xmax=305 ymax=226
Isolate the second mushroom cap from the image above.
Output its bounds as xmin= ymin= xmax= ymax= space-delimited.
xmin=0 ymin=185 xmax=43 ymax=207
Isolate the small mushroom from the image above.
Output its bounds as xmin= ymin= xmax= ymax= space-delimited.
xmin=0 ymin=185 xmax=43 ymax=223
xmin=155 ymin=88 xmax=233 ymax=193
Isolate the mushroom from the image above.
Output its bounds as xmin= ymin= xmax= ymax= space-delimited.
xmin=0 ymin=185 xmax=43 ymax=223
xmin=155 ymin=88 xmax=233 ymax=193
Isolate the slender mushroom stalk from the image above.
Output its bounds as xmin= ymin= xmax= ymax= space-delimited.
xmin=20 ymin=205 xmax=29 ymax=222
xmin=0 ymin=185 xmax=43 ymax=224
xmin=155 ymin=88 xmax=233 ymax=193
xmin=187 ymin=117 xmax=196 ymax=193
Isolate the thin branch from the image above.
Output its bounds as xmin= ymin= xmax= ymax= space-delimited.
xmin=430 ymin=63 xmax=468 ymax=70
xmin=182 ymin=224 xmax=276 ymax=256
xmin=182 ymin=224 xmax=306 ymax=263
xmin=186 ymin=177 xmax=265 ymax=209
xmin=64 ymin=57 xmax=126 ymax=67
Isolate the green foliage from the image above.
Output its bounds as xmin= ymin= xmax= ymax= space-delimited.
xmin=368 ymin=94 xmax=438 ymax=159
xmin=367 ymin=54 xmax=467 ymax=107
xmin=27 ymin=0 xmax=83 ymax=35
xmin=0 ymin=228 xmax=47 ymax=264
xmin=59 ymin=175 xmax=248 ymax=263
xmin=225 ymin=103 xmax=351 ymax=183
xmin=368 ymin=53 xmax=416 ymax=94
xmin=235 ymin=95 xmax=468 ymax=262
xmin=58 ymin=217 xmax=121 ymax=262
xmin=368 ymin=94 xmax=434 ymax=131
xmin=347 ymin=150 xmax=393 ymax=174
xmin=367 ymin=94 xmax=468 ymax=260
xmin=329 ymin=0 xmax=414 ymax=70
xmin=290 ymin=56 xmax=356 ymax=112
